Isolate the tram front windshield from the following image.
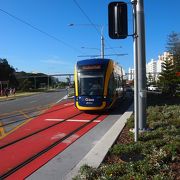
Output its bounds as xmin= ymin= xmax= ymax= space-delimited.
xmin=78 ymin=72 xmax=104 ymax=96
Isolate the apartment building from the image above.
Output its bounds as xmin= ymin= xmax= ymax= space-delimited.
xmin=128 ymin=52 xmax=172 ymax=81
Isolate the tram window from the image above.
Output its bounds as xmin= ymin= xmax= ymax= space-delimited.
xmin=78 ymin=72 xmax=104 ymax=96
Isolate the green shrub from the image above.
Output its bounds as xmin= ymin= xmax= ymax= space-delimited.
xmin=162 ymin=142 xmax=180 ymax=161
xmin=147 ymin=106 xmax=164 ymax=122
xmin=170 ymin=118 xmax=180 ymax=128
xmin=100 ymin=163 xmax=127 ymax=178
xmin=126 ymin=159 xmax=158 ymax=176
xmin=126 ymin=115 xmax=134 ymax=129
xmin=110 ymin=142 xmax=142 ymax=156
xmin=139 ymin=129 xmax=164 ymax=141
xmin=152 ymin=173 xmax=174 ymax=180
xmin=73 ymin=164 xmax=100 ymax=180
xmin=149 ymin=121 xmax=169 ymax=129
xmin=74 ymin=98 xmax=179 ymax=180
xmin=142 ymin=139 xmax=167 ymax=154
xmin=120 ymin=172 xmax=146 ymax=180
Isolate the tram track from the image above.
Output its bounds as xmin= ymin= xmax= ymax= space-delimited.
xmin=0 ymin=113 xmax=103 ymax=179
xmin=0 ymin=110 xmax=82 ymax=149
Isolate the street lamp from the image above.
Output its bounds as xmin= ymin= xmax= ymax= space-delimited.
xmin=68 ymin=23 xmax=105 ymax=59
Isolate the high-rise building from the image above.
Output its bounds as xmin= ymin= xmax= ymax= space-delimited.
xmin=146 ymin=59 xmax=157 ymax=74
xmin=128 ymin=52 xmax=173 ymax=81
xmin=157 ymin=52 xmax=172 ymax=73
xmin=128 ymin=68 xmax=134 ymax=81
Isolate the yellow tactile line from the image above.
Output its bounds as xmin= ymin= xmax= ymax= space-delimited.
xmin=0 ymin=116 xmax=33 ymax=140
xmin=0 ymin=110 xmax=33 ymax=139
xmin=19 ymin=110 xmax=31 ymax=119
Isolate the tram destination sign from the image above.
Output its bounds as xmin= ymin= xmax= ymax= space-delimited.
xmin=80 ymin=65 xmax=102 ymax=70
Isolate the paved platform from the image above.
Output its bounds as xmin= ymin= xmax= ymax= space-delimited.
xmin=65 ymin=104 xmax=133 ymax=180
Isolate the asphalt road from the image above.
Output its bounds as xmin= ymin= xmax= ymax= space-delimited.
xmin=0 ymin=89 xmax=68 ymax=114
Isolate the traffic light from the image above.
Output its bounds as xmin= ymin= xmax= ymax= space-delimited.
xmin=108 ymin=2 xmax=128 ymax=39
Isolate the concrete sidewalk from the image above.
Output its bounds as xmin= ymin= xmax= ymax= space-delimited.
xmin=65 ymin=104 xmax=133 ymax=180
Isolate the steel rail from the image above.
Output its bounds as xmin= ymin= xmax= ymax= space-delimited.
xmin=0 ymin=113 xmax=102 ymax=179
xmin=0 ymin=110 xmax=83 ymax=149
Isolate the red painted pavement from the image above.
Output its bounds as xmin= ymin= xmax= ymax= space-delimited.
xmin=0 ymin=101 xmax=107 ymax=179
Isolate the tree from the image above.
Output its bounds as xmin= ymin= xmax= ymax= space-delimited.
xmin=66 ymin=76 xmax=71 ymax=86
xmin=19 ymin=79 xmax=33 ymax=91
xmin=159 ymin=57 xmax=177 ymax=95
xmin=158 ymin=32 xmax=180 ymax=96
xmin=0 ymin=58 xmax=18 ymax=88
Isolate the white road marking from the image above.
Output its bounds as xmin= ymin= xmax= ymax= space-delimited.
xmin=55 ymin=95 xmax=67 ymax=104
xmin=45 ymin=119 xmax=101 ymax=123
xmin=45 ymin=119 xmax=64 ymax=121
xmin=67 ymin=119 xmax=101 ymax=123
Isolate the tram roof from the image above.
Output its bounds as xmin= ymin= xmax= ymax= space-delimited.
xmin=77 ymin=58 xmax=110 ymax=66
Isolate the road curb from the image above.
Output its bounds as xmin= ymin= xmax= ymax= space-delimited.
xmin=65 ymin=103 xmax=133 ymax=180
xmin=0 ymin=97 xmax=15 ymax=102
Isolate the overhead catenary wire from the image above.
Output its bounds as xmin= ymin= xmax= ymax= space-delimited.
xmin=73 ymin=0 xmax=101 ymax=36
xmin=0 ymin=8 xmax=83 ymax=54
xmin=73 ymin=0 xmax=120 ymax=56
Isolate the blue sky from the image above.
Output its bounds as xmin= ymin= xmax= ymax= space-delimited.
xmin=0 ymin=0 xmax=180 ymax=74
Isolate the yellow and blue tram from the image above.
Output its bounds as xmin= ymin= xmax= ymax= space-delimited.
xmin=74 ymin=58 xmax=125 ymax=110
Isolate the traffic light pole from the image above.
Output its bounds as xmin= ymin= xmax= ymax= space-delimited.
xmin=136 ymin=0 xmax=147 ymax=130
xmin=108 ymin=0 xmax=147 ymax=141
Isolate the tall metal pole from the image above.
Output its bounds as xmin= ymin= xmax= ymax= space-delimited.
xmin=136 ymin=0 xmax=147 ymax=130
xmin=101 ymin=35 xmax=104 ymax=58
xmin=100 ymin=26 xmax=104 ymax=59
xmin=132 ymin=0 xmax=139 ymax=142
